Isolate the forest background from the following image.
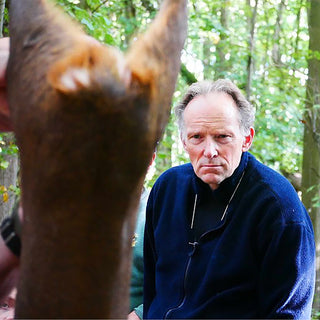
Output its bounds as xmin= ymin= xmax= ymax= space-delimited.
xmin=1 ymin=0 xmax=320 ymax=316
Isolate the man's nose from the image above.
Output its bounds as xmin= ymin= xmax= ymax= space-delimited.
xmin=203 ymin=138 xmax=218 ymax=159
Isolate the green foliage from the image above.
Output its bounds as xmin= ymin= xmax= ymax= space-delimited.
xmin=312 ymin=309 xmax=320 ymax=320
xmin=0 ymin=0 xmax=315 ymax=190
xmin=0 ymin=135 xmax=18 ymax=171
xmin=2 ymin=7 xmax=9 ymax=36
xmin=55 ymin=0 xmax=158 ymax=49
xmin=306 ymin=184 xmax=320 ymax=208
xmin=55 ymin=0 xmax=119 ymax=45
xmin=0 ymin=183 xmax=20 ymax=206
xmin=170 ymin=0 xmax=310 ymax=181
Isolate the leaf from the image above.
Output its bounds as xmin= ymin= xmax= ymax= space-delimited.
xmin=2 ymin=193 xmax=8 ymax=203
xmin=0 ymin=160 xmax=9 ymax=169
xmin=81 ymin=18 xmax=94 ymax=31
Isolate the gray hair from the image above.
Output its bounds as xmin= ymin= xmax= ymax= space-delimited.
xmin=175 ymin=79 xmax=255 ymax=136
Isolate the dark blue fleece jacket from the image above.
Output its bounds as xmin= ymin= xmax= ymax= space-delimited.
xmin=144 ymin=152 xmax=315 ymax=319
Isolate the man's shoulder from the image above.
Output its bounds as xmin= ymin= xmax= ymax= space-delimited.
xmin=150 ymin=163 xmax=194 ymax=196
xmin=247 ymin=154 xmax=296 ymax=196
xmin=148 ymin=163 xmax=194 ymax=207
xmin=246 ymin=154 xmax=309 ymax=224
xmin=157 ymin=163 xmax=194 ymax=182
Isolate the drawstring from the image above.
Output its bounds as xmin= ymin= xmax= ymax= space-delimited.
xmin=191 ymin=170 xmax=246 ymax=229
xmin=220 ymin=170 xmax=246 ymax=221
xmin=190 ymin=194 xmax=197 ymax=229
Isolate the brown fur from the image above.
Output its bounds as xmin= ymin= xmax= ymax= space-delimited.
xmin=6 ymin=0 xmax=187 ymax=318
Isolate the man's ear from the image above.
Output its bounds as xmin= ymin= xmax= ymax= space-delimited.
xmin=242 ymin=127 xmax=255 ymax=152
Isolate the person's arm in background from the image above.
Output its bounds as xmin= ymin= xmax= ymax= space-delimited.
xmin=128 ymin=154 xmax=155 ymax=320
xmin=0 ymin=204 xmax=21 ymax=304
xmin=0 ymin=237 xmax=19 ymax=303
xmin=142 ymin=187 xmax=158 ymax=320
xmin=128 ymin=191 xmax=147 ymax=320
xmin=0 ymin=37 xmax=12 ymax=132
xmin=0 ymin=36 xmax=19 ymax=304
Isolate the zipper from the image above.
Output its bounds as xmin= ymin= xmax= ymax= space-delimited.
xmin=164 ymin=241 xmax=199 ymax=319
xmin=164 ymin=172 xmax=246 ymax=318
xmin=164 ymin=195 xmax=199 ymax=318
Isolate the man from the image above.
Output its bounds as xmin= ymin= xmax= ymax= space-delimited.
xmin=143 ymin=79 xmax=315 ymax=319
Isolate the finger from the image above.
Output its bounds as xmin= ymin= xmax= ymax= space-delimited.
xmin=0 ymin=51 xmax=9 ymax=88
xmin=0 ymin=38 xmax=10 ymax=87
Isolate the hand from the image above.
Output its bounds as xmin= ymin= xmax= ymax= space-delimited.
xmin=128 ymin=310 xmax=140 ymax=320
xmin=0 ymin=232 xmax=19 ymax=302
xmin=0 ymin=37 xmax=12 ymax=132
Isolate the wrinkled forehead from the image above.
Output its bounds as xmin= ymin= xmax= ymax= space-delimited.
xmin=184 ymin=92 xmax=241 ymax=122
xmin=179 ymin=92 xmax=243 ymax=138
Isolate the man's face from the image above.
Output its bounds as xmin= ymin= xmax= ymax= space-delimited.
xmin=182 ymin=92 xmax=254 ymax=190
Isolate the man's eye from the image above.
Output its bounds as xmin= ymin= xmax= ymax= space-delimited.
xmin=216 ymin=135 xmax=232 ymax=142
xmin=188 ymin=134 xmax=202 ymax=144
xmin=188 ymin=134 xmax=201 ymax=140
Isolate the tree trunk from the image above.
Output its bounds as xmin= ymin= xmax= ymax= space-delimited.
xmin=246 ymin=0 xmax=259 ymax=100
xmin=8 ymin=0 xmax=187 ymax=317
xmin=78 ymin=0 xmax=88 ymax=9
xmin=261 ymin=5 xmax=271 ymax=87
xmin=271 ymin=0 xmax=285 ymax=66
xmin=302 ymin=0 xmax=320 ymax=311
xmin=156 ymin=122 xmax=173 ymax=174
xmin=203 ymin=38 xmax=212 ymax=79
xmin=215 ymin=1 xmax=229 ymax=79
xmin=122 ymin=0 xmax=137 ymax=48
xmin=293 ymin=0 xmax=304 ymax=59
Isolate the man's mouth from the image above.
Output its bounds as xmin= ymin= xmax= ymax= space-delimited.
xmin=202 ymin=164 xmax=221 ymax=167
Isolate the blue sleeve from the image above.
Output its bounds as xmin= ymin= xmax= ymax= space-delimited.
xmin=143 ymin=188 xmax=157 ymax=319
xmin=257 ymin=221 xmax=315 ymax=319
xmin=134 ymin=304 xmax=143 ymax=319
xmin=130 ymin=192 xmax=147 ymax=311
